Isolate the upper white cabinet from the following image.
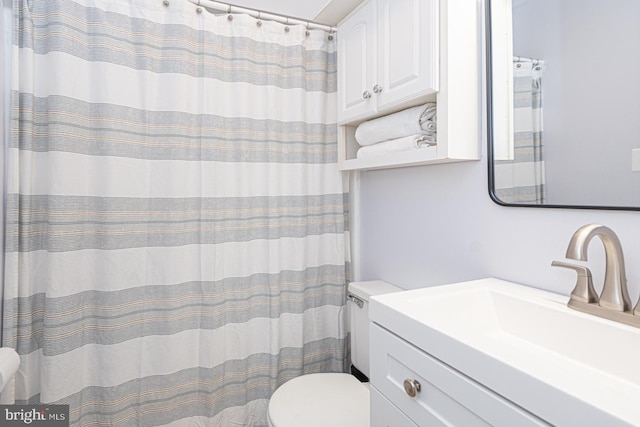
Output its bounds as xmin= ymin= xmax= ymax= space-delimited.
xmin=337 ymin=1 xmax=377 ymax=122
xmin=336 ymin=0 xmax=481 ymax=171
xmin=376 ymin=0 xmax=439 ymax=112
xmin=337 ymin=0 xmax=438 ymax=124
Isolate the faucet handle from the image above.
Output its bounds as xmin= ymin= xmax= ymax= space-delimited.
xmin=551 ymin=261 xmax=598 ymax=304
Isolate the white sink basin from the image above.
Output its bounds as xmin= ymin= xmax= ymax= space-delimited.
xmin=370 ymin=278 xmax=640 ymax=427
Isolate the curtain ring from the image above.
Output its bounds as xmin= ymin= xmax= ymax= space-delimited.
xmin=256 ymin=11 xmax=262 ymax=27
xmin=284 ymin=17 xmax=290 ymax=33
xmin=305 ymin=22 xmax=310 ymax=37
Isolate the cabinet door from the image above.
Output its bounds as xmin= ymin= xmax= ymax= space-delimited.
xmin=370 ymin=324 xmax=550 ymax=426
xmin=370 ymin=387 xmax=418 ymax=427
xmin=376 ymin=0 xmax=439 ymax=111
xmin=337 ymin=0 xmax=377 ymax=124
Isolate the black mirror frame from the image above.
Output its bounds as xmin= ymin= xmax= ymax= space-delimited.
xmin=484 ymin=0 xmax=640 ymax=212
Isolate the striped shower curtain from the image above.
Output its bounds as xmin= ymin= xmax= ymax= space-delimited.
xmin=3 ymin=0 xmax=349 ymax=425
xmin=495 ymin=58 xmax=545 ymax=204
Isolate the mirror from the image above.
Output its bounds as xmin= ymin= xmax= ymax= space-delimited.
xmin=487 ymin=0 xmax=640 ymax=210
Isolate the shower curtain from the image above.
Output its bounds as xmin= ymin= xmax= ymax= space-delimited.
xmin=495 ymin=58 xmax=545 ymax=203
xmin=3 ymin=1 xmax=349 ymax=426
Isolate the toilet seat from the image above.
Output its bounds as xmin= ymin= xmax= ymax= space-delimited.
xmin=267 ymin=373 xmax=370 ymax=427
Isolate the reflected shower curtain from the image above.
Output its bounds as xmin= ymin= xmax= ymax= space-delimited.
xmin=495 ymin=58 xmax=545 ymax=203
xmin=3 ymin=1 xmax=349 ymax=425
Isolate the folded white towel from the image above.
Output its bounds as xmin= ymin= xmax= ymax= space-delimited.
xmin=356 ymin=133 xmax=436 ymax=159
xmin=355 ymin=103 xmax=437 ymax=146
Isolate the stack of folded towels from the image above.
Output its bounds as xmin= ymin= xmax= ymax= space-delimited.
xmin=354 ymin=102 xmax=437 ymax=159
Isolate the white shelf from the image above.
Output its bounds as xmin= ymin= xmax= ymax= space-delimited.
xmin=338 ymin=115 xmax=478 ymax=172
xmin=339 ymin=146 xmax=438 ymax=171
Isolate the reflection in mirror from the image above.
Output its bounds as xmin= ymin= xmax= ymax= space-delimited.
xmin=488 ymin=0 xmax=640 ymax=209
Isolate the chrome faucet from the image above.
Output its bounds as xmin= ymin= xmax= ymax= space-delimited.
xmin=553 ymin=224 xmax=640 ymax=328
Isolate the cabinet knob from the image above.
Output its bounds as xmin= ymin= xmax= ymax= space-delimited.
xmin=362 ymin=91 xmax=372 ymax=100
xmin=403 ymin=379 xmax=421 ymax=398
xmin=373 ymin=84 xmax=383 ymax=93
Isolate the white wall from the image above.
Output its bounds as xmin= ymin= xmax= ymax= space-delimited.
xmin=358 ymin=148 xmax=640 ymax=303
xmin=226 ymin=0 xmax=364 ymax=25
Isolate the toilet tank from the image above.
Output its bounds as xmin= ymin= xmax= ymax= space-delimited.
xmin=347 ymin=280 xmax=401 ymax=379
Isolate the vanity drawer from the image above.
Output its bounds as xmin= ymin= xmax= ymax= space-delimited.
xmin=371 ymin=386 xmax=418 ymax=427
xmin=370 ymin=324 xmax=549 ymax=427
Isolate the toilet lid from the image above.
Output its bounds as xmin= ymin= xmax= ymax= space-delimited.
xmin=267 ymin=373 xmax=369 ymax=427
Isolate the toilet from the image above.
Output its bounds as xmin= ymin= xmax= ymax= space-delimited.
xmin=267 ymin=280 xmax=401 ymax=427
xmin=0 ymin=347 xmax=20 ymax=404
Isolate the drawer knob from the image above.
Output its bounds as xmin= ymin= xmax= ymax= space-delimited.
xmin=362 ymin=91 xmax=372 ymax=100
xmin=403 ymin=379 xmax=421 ymax=398
xmin=373 ymin=84 xmax=383 ymax=93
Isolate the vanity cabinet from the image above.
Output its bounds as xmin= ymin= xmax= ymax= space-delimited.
xmin=369 ymin=324 xmax=549 ymax=426
xmin=370 ymin=387 xmax=418 ymax=427
xmin=337 ymin=0 xmax=438 ymax=124
xmin=336 ymin=0 xmax=481 ymax=171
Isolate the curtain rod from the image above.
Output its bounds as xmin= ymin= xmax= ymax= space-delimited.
xmin=186 ymin=0 xmax=337 ymax=33
xmin=513 ymin=56 xmax=543 ymax=66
